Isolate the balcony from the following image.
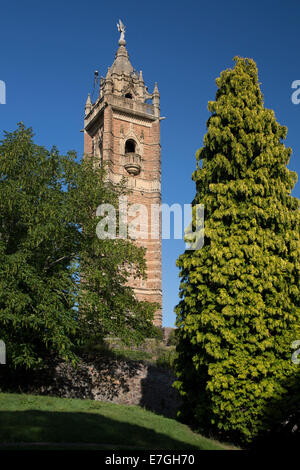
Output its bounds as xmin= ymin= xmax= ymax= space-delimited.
xmin=124 ymin=152 xmax=142 ymax=176
xmin=109 ymin=95 xmax=155 ymax=119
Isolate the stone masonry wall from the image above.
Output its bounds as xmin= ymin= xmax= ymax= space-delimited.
xmin=1 ymin=355 xmax=181 ymax=419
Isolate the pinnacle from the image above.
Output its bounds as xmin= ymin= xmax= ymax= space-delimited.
xmin=153 ymin=82 xmax=160 ymax=95
xmin=85 ymin=93 xmax=92 ymax=111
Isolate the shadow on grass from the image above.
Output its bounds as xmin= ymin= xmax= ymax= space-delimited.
xmin=0 ymin=410 xmax=214 ymax=450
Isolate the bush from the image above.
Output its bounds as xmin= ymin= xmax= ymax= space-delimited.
xmin=166 ymin=329 xmax=178 ymax=347
xmin=156 ymin=348 xmax=177 ymax=370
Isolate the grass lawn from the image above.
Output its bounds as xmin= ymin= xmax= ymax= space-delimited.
xmin=0 ymin=393 xmax=232 ymax=450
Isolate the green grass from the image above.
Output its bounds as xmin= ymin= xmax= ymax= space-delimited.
xmin=0 ymin=393 xmax=231 ymax=450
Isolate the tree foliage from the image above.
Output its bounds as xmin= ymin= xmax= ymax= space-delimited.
xmin=0 ymin=124 xmax=158 ymax=369
xmin=174 ymin=57 xmax=300 ymax=444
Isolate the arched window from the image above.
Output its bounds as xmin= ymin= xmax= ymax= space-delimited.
xmin=125 ymin=139 xmax=136 ymax=154
xmin=125 ymin=93 xmax=133 ymax=99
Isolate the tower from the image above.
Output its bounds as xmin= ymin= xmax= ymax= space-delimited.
xmin=83 ymin=21 xmax=162 ymax=327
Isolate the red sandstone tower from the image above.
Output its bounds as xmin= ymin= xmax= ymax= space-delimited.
xmin=83 ymin=21 xmax=162 ymax=326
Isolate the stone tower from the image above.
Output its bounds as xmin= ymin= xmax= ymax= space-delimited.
xmin=83 ymin=21 xmax=162 ymax=326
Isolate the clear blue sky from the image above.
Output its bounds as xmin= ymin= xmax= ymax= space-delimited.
xmin=1 ymin=0 xmax=299 ymax=327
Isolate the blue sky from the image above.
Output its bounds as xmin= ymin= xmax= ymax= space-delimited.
xmin=1 ymin=0 xmax=299 ymax=326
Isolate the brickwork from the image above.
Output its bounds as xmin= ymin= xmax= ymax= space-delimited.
xmin=84 ymin=33 xmax=162 ymax=326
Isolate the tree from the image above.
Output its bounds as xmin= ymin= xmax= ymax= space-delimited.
xmin=65 ymin=151 xmax=158 ymax=345
xmin=0 ymin=124 xmax=158 ymax=369
xmin=174 ymin=57 xmax=300 ymax=444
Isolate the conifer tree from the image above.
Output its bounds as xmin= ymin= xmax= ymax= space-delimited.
xmin=174 ymin=57 xmax=300 ymax=443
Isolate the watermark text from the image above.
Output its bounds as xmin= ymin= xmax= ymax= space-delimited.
xmin=96 ymin=197 xmax=204 ymax=251
xmin=0 ymin=81 xmax=6 ymax=104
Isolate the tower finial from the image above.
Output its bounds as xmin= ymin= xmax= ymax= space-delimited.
xmin=85 ymin=93 xmax=92 ymax=114
xmin=117 ymin=19 xmax=126 ymax=45
xmin=152 ymin=83 xmax=160 ymax=117
xmin=153 ymin=82 xmax=160 ymax=96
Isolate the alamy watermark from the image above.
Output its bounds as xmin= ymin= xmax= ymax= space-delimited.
xmin=0 ymin=340 xmax=6 ymax=364
xmin=0 ymin=80 xmax=6 ymax=104
xmin=292 ymin=340 xmax=300 ymax=365
xmin=291 ymin=80 xmax=300 ymax=104
xmin=96 ymin=196 xmax=204 ymax=251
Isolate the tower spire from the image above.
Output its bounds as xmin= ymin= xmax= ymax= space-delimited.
xmin=110 ymin=20 xmax=133 ymax=76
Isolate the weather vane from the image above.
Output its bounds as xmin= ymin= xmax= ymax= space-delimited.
xmin=117 ymin=19 xmax=126 ymax=43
